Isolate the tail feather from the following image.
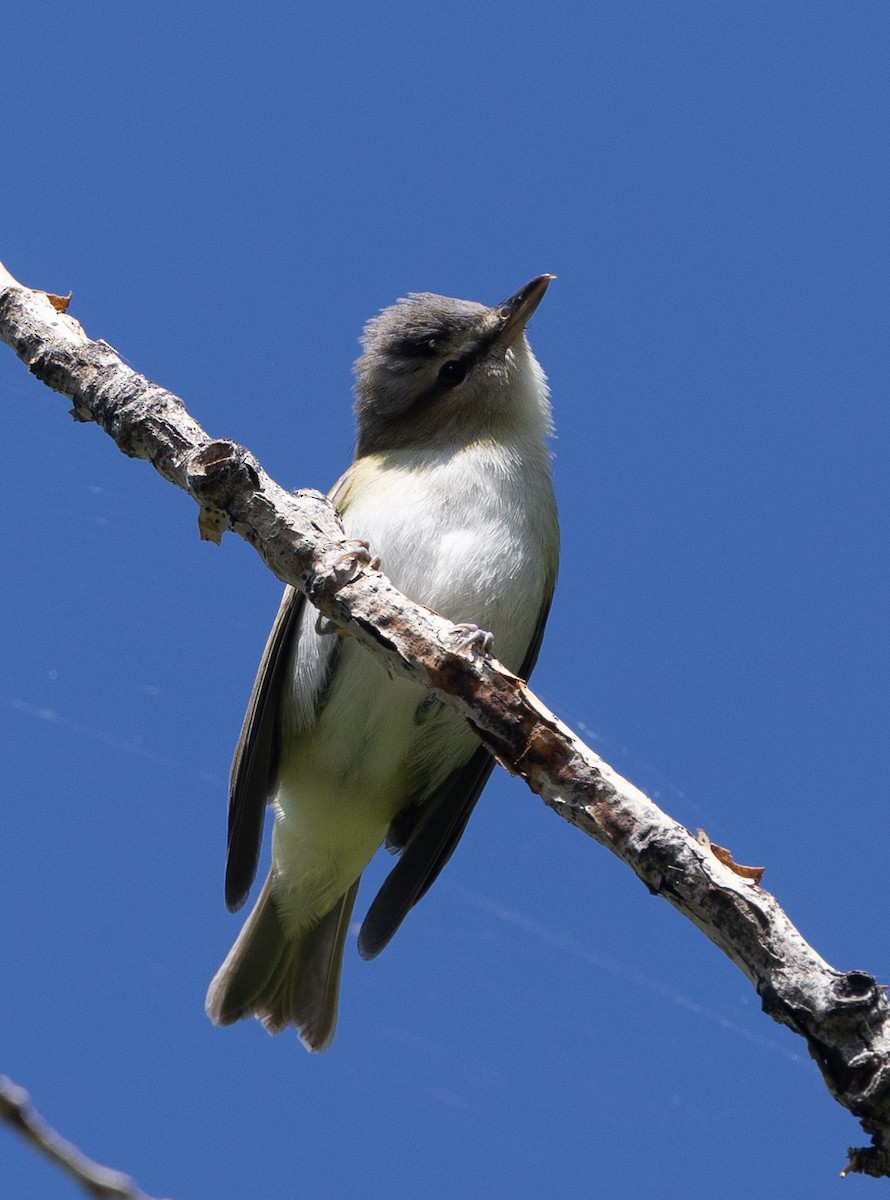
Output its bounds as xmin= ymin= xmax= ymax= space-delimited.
xmin=206 ymin=875 xmax=360 ymax=1053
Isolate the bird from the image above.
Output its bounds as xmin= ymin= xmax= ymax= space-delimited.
xmin=206 ymin=275 xmax=559 ymax=1051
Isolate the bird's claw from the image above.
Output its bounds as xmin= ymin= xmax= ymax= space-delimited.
xmin=330 ymin=540 xmax=381 ymax=589
xmin=452 ymin=623 xmax=495 ymax=659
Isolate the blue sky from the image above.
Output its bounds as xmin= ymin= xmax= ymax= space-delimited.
xmin=2 ymin=2 xmax=888 ymax=1196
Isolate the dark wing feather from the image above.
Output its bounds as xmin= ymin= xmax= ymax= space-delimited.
xmin=357 ymin=744 xmax=496 ymax=960
xmin=224 ymin=469 xmax=355 ymax=912
xmin=357 ymin=586 xmax=556 ymax=959
xmin=224 ymin=586 xmax=304 ymax=911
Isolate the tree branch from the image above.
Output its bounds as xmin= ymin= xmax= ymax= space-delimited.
xmin=2 ymin=263 xmax=889 ymax=1180
xmin=0 ymin=1074 xmax=168 ymax=1199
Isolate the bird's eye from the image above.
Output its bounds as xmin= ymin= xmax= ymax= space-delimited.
xmin=437 ymin=360 xmax=467 ymax=387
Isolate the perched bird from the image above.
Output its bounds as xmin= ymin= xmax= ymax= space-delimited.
xmin=206 ymin=275 xmax=559 ymax=1051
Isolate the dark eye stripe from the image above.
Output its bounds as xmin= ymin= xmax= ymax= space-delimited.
xmin=389 ymin=329 xmax=451 ymax=359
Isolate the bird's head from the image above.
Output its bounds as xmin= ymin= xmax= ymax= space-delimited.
xmin=353 ymin=275 xmax=554 ymax=457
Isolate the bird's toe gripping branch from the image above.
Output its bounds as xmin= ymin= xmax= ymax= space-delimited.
xmin=452 ymin=623 xmax=495 ymax=660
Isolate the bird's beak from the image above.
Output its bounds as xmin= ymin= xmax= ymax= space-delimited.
xmin=494 ymin=274 xmax=555 ymax=348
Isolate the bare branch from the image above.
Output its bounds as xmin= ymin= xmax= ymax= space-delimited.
xmin=0 ymin=1074 xmax=169 ymax=1199
xmin=2 ymin=263 xmax=889 ymax=1179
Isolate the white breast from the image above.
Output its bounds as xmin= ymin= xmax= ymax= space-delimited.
xmin=342 ymin=438 xmax=557 ymax=670
xmin=271 ymin=435 xmax=557 ymax=928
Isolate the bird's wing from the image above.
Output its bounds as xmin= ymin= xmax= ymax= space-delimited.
xmin=224 ymin=473 xmax=356 ymax=911
xmin=224 ymin=583 xmax=306 ymax=911
xmin=357 ymin=584 xmax=556 ymax=960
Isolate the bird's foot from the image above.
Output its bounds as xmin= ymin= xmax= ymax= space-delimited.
xmin=452 ymin=623 xmax=495 ymax=659
xmin=317 ymin=541 xmax=381 ymax=635
xmin=330 ymin=539 xmax=381 ymax=588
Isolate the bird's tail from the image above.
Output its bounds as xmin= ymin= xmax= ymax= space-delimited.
xmin=206 ymin=874 xmax=359 ymax=1052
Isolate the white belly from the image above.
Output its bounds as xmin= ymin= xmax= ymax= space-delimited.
xmin=270 ymin=440 xmax=557 ymax=931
